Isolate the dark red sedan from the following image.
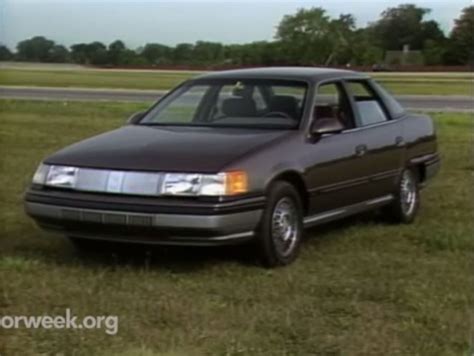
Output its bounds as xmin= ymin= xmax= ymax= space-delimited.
xmin=25 ymin=67 xmax=440 ymax=267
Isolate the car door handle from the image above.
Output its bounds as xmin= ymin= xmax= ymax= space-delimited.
xmin=395 ymin=136 xmax=406 ymax=147
xmin=355 ymin=144 xmax=367 ymax=157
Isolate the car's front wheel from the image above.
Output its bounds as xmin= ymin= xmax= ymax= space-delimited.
xmin=383 ymin=168 xmax=420 ymax=223
xmin=255 ymin=181 xmax=303 ymax=267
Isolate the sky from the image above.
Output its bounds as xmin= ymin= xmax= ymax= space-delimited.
xmin=1 ymin=0 xmax=470 ymax=49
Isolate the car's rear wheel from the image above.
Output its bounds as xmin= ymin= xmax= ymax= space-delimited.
xmin=383 ymin=168 xmax=420 ymax=223
xmin=255 ymin=181 xmax=303 ymax=267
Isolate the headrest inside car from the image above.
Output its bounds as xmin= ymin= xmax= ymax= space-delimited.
xmin=222 ymin=97 xmax=257 ymax=117
xmin=269 ymin=95 xmax=299 ymax=119
xmin=314 ymin=105 xmax=336 ymax=120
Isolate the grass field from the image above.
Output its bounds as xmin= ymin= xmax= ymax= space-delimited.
xmin=0 ymin=100 xmax=473 ymax=355
xmin=1 ymin=68 xmax=473 ymax=95
xmin=0 ymin=68 xmax=193 ymax=91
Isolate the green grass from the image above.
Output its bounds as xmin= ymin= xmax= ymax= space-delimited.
xmin=0 ymin=100 xmax=473 ymax=355
xmin=0 ymin=69 xmax=195 ymax=91
xmin=375 ymin=81 xmax=472 ymax=96
xmin=1 ymin=68 xmax=473 ymax=95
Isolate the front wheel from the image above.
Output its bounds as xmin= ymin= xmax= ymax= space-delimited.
xmin=255 ymin=181 xmax=303 ymax=267
xmin=383 ymin=168 xmax=420 ymax=223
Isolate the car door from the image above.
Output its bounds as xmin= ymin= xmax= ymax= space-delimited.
xmin=304 ymin=81 xmax=377 ymax=214
xmin=342 ymin=79 xmax=405 ymax=200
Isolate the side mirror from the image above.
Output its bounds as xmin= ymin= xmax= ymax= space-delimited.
xmin=126 ymin=111 xmax=146 ymax=125
xmin=310 ymin=118 xmax=344 ymax=136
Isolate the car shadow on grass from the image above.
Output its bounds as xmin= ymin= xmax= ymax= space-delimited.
xmin=304 ymin=211 xmax=379 ymax=245
xmin=67 ymin=240 xmax=260 ymax=272
xmin=11 ymin=211 xmax=381 ymax=272
xmin=75 ymin=211 xmax=378 ymax=269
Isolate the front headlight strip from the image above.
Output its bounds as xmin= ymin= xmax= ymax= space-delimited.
xmin=32 ymin=164 xmax=247 ymax=197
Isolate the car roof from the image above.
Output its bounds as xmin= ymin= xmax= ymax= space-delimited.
xmin=193 ymin=66 xmax=369 ymax=83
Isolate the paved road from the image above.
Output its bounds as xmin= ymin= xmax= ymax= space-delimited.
xmin=1 ymin=86 xmax=472 ymax=112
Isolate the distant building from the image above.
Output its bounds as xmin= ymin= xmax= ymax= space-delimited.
xmin=385 ymin=45 xmax=424 ymax=66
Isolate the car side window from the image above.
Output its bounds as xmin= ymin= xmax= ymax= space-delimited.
xmin=346 ymin=81 xmax=389 ymax=126
xmin=314 ymin=82 xmax=355 ymax=129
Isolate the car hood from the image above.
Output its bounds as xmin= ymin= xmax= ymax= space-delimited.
xmin=45 ymin=125 xmax=292 ymax=173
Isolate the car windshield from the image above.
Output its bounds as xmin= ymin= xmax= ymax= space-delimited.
xmin=140 ymin=79 xmax=308 ymax=129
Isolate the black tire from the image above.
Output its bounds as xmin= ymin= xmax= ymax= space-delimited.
xmin=255 ymin=181 xmax=304 ymax=267
xmin=383 ymin=168 xmax=420 ymax=224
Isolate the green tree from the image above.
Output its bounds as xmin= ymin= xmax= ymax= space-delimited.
xmin=275 ymin=8 xmax=356 ymax=65
xmin=16 ymin=36 xmax=55 ymax=62
xmin=107 ymin=40 xmax=126 ymax=65
xmin=445 ymin=5 xmax=474 ymax=65
xmin=48 ymin=45 xmax=70 ymax=63
xmin=423 ymin=39 xmax=445 ymax=65
xmin=141 ymin=43 xmax=172 ymax=65
xmin=370 ymin=4 xmax=445 ymax=51
xmin=87 ymin=42 xmax=108 ymax=65
xmin=350 ymin=29 xmax=384 ymax=65
xmin=0 ymin=45 xmax=13 ymax=60
xmin=193 ymin=41 xmax=224 ymax=64
xmin=275 ymin=7 xmax=332 ymax=65
xmin=70 ymin=43 xmax=88 ymax=64
xmin=70 ymin=42 xmax=108 ymax=65
xmin=222 ymin=44 xmax=244 ymax=65
xmin=117 ymin=48 xmax=146 ymax=65
xmin=421 ymin=20 xmax=445 ymax=43
xmin=257 ymin=41 xmax=282 ymax=65
xmin=326 ymin=14 xmax=356 ymax=65
xmin=173 ymin=43 xmax=194 ymax=64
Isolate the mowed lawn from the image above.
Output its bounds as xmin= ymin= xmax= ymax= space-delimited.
xmin=0 ymin=68 xmax=195 ymax=91
xmin=0 ymin=100 xmax=472 ymax=355
xmin=1 ymin=68 xmax=473 ymax=95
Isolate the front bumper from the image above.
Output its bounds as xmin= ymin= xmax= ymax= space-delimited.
xmin=424 ymin=155 xmax=440 ymax=181
xmin=25 ymin=190 xmax=264 ymax=246
xmin=410 ymin=152 xmax=441 ymax=187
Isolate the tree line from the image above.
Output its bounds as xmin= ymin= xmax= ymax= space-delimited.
xmin=1 ymin=4 xmax=472 ymax=67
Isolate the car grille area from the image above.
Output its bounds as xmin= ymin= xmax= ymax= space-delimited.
xmin=61 ymin=208 xmax=154 ymax=227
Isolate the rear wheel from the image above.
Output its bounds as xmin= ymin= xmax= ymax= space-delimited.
xmin=383 ymin=168 xmax=420 ymax=223
xmin=255 ymin=181 xmax=303 ymax=267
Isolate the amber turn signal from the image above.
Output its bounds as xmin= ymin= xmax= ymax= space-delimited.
xmin=225 ymin=171 xmax=248 ymax=195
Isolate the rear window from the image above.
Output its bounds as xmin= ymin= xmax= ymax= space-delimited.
xmin=347 ymin=81 xmax=389 ymax=126
xmin=371 ymin=81 xmax=406 ymax=118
